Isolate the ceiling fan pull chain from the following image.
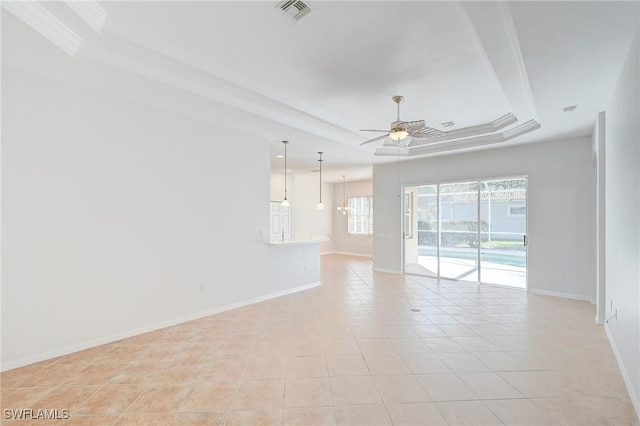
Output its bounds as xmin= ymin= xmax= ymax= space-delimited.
xmin=397 ymin=147 xmax=401 ymax=198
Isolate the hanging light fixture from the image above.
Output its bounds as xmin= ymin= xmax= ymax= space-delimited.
xmin=337 ymin=175 xmax=349 ymax=215
xmin=390 ymin=96 xmax=409 ymax=142
xmin=317 ymin=152 xmax=325 ymax=210
xmin=281 ymin=141 xmax=290 ymax=207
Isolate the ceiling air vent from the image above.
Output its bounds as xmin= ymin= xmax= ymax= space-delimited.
xmin=277 ymin=0 xmax=311 ymax=21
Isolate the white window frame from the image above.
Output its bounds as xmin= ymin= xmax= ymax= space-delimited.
xmin=347 ymin=196 xmax=373 ymax=235
xmin=404 ymin=192 xmax=413 ymax=239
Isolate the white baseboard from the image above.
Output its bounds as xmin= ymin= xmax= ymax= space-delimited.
xmin=326 ymin=251 xmax=373 ymax=258
xmin=595 ymin=314 xmax=604 ymax=325
xmin=527 ymin=288 xmax=594 ymax=303
xmin=373 ymin=267 xmax=401 ymax=274
xmin=1 ymin=281 xmax=321 ymax=372
xmin=604 ymin=323 xmax=640 ymax=422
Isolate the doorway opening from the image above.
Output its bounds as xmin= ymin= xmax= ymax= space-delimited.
xmin=403 ymin=177 xmax=527 ymax=289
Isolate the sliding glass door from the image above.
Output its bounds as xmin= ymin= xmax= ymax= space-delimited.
xmin=439 ymin=182 xmax=479 ymax=281
xmin=404 ymin=185 xmax=438 ymax=277
xmin=403 ymin=177 xmax=527 ymax=289
xmin=479 ymin=178 xmax=527 ymax=288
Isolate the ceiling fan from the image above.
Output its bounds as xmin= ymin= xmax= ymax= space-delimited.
xmin=360 ymin=96 xmax=447 ymax=148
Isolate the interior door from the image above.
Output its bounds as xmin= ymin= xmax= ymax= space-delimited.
xmin=270 ymin=202 xmax=292 ymax=242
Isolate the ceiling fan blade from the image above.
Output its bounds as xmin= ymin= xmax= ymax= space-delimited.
xmin=399 ymin=120 xmax=425 ymax=132
xmin=360 ymin=133 xmax=390 ymax=146
xmin=360 ymin=129 xmax=392 ymax=133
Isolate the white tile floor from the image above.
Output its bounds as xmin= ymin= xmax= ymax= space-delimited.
xmin=0 ymin=254 xmax=637 ymax=425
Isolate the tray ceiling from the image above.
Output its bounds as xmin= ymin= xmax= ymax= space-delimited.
xmin=2 ymin=1 xmax=638 ymax=181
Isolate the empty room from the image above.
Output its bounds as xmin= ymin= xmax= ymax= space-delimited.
xmin=1 ymin=1 xmax=639 ymax=425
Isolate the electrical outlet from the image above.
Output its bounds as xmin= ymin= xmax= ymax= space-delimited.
xmin=200 ymin=284 xmax=206 ymax=293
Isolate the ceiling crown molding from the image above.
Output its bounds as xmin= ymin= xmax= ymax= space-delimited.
xmin=77 ymin=21 xmax=362 ymax=145
xmin=64 ymin=0 xmax=107 ymax=33
xmin=2 ymin=1 xmax=82 ymax=57
xmin=375 ymin=118 xmax=540 ymax=157
xmin=462 ymin=2 xmax=539 ymax=122
xmin=502 ymin=119 xmax=541 ymax=139
xmin=406 ymin=113 xmax=518 ymax=148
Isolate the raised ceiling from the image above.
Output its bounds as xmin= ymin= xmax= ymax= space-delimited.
xmin=2 ymin=1 xmax=638 ymax=182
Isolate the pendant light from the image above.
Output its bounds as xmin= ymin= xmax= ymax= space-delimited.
xmin=317 ymin=152 xmax=325 ymax=209
xmin=337 ymin=175 xmax=349 ymax=215
xmin=281 ymin=141 xmax=290 ymax=207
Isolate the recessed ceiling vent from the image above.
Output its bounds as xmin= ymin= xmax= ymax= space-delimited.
xmin=277 ymin=0 xmax=311 ymax=21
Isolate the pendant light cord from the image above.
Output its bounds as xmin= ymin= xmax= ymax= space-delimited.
xmin=318 ymin=152 xmax=323 ymax=202
xmin=343 ymin=175 xmax=347 ymax=206
xmin=283 ymin=141 xmax=289 ymax=202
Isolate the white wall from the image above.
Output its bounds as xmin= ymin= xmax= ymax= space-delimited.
xmin=332 ymin=180 xmax=373 ymax=257
xmin=604 ymin=31 xmax=639 ymax=416
xmin=1 ymin=69 xmax=320 ymax=370
xmin=292 ymin=174 xmax=334 ymax=253
xmin=270 ymin=172 xmax=294 ymax=203
xmin=373 ymin=137 xmax=596 ymax=302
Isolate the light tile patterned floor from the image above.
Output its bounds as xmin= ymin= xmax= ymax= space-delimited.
xmin=1 ymin=254 xmax=638 ymax=425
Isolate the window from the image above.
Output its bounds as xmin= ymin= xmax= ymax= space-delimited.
xmin=348 ymin=196 xmax=373 ymax=235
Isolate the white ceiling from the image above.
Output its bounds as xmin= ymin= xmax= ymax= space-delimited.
xmin=2 ymin=1 xmax=638 ymax=182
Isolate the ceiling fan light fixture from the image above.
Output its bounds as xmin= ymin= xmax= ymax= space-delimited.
xmin=360 ymin=96 xmax=446 ymax=147
xmin=390 ymin=130 xmax=409 ymax=141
